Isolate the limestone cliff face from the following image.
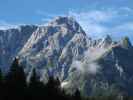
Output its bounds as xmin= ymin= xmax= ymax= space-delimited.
xmin=0 ymin=16 xmax=133 ymax=95
xmin=0 ymin=25 xmax=37 ymax=71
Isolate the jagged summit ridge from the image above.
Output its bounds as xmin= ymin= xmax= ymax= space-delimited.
xmin=0 ymin=16 xmax=133 ymax=95
xmin=18 ymin=16 xmax=89 ymax=80
xmin=19 ymin=17 xmax=86 ymax=54
xmin=48 ymin=17 xmax=85 ymax=35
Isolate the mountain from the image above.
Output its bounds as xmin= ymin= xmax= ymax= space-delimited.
xmin=0 ymin=16 xmax=133 ymax=96
xmin=18 ymin=17 xmax=91 ymax=84
xmin=0 ymin=25 xmax=37 ymax=71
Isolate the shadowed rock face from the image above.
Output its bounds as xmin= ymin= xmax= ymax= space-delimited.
xmin=0 ymin=17 xmax=133 ymax=96
xmin=0 ymin=25 xmax=37 ymax=71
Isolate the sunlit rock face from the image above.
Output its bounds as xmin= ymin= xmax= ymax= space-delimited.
xmin=0 ymin=17 xmax=133 ymax=96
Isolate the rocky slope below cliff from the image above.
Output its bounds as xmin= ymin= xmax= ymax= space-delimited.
xmin=0 ymin=17 xmax=133 ymax=96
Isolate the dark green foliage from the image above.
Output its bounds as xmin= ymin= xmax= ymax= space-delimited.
xmin=4 ymin=57 xmax=27 ymax=99
xmin=5 ymin=58 xmax=26 ymax=87
xmin=0 ymin=69 xmax=3 ymax=82
xmin=0 ymin=58 xmax=132 ymax=100
xmin=0 ymin=68 xmax=4 ymax=99
xmin=29 ymin=68 xmax=40 ymax=87
xmin=73 ymin=89 xmax=81 ymax=100
xmin=28 ymin=68 xmax=46 ymax=99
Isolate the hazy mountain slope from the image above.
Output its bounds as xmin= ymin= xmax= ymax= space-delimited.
xmin=63 ymin=37 xmax=133 ymax=96
xmin=0 ymin=25 xmax=37 ymax=71
xmin=0 ymin=17 xmax=133 ymax=96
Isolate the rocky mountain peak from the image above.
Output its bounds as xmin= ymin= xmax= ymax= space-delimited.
xmin=97 ymin=35 xmax=113 ymax=48
xmin=104 ymin=35 xmax=112 ymax=43
xmin=49 ymin=16 xmax=76 ymax=25
xmin=48 ymin=16 xmax=85 ymax=34
xmin=1 ymin=16 xmax=133 ymax=96
xmin=19 ymin=17 xmax=86 ymax=55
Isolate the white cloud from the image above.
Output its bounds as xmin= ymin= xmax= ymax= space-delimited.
xmin=68 ymin=8 xmax=133 ymax=42
xmin=87 ymin=63 xmax=99 ymax=74
xmin=69 ymin=10 xmax=117 ymax=23
xmin=68 ymin=10 xmax=118 ymax=37
xmin=115 ymin=22 xmax=133 ymax=31
xmin=71 ymin=47 xmax=108 ymax=75
xmin=109 ymin=22 xmax=133 ymax=41
xmin=61 ymin=81 xmax=69 ymax=88
xmin=120 ymin=7 xmax=133 ymax=12
xmin=36 ymin=10 xmax=57 ymax=18
xmin=71 ymin=61 xmax=84 ymax=72
xmin=36 ymin=8 xmax=133 ymax=43
xmin=0 ymin=20 xmax=18 ymax=30
xmin=36 ymin=10 xmax=65 ymax=23
xmin=79 ymin=22 xmax=108 ymax=37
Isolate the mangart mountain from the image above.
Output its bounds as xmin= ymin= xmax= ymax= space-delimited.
xmin=0 ymin=16 xmax=133 ymax=96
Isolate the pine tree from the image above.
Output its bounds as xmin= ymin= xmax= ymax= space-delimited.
xmin=29 ymin=68 xmax=39 ymax=86
xmin=45 ymin=76 xmax=62 ymax=99
xmin=0 ymin=68 xmax=4 ymax=99
xmin=5 ymin=57 xmax=27 ymax=99
xmin=28 ymin=68 xmax=45 ymax=99
xmin=73 ymin=89 xmax=81 ymax=100
xmin=6 ymin=57 xmax=26 ymax=86
xmin=0 ymin=68 xmax=3 ymax=85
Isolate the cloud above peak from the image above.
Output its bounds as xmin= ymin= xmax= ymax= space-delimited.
xmin=0 ymin=20 xmax=19 ymax=30
xmin=68 ymin=7 xmax=133 ymax=42
xmin=68 ymin=10 xmax=117 ymax=23
xmin=1 ymin=6 xmax=133 ymax=42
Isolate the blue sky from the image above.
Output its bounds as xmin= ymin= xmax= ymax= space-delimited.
xmin=0 ymin=0 xmax=133 ymax=42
